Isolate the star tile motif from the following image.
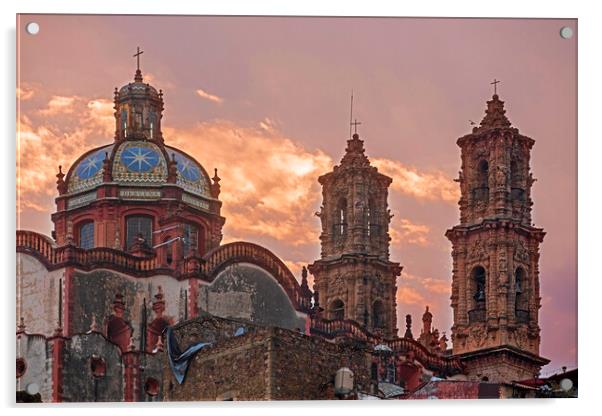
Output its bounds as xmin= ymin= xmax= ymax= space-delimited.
xmin=121 ymin=147 xmax=160 ymax=173
xmin=76 ymin=150 xmax=106 ymax=179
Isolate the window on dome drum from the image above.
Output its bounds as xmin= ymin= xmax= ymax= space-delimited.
xmin=182 ymin=223 xmax=199 ymax=256
xmin=149 ymin=112 xmax=156 ymax=139
xmin=126 ymin=216 xmax=153 ymax=250
xmin=121 ymin=109 xmax=128 ymax=137
xmin=472 ymin=159 xmax=489 ymax=201
xmin=330 ymin=299 xmax=345 ymax=320
xmin=78 ymin=221 xmax=95 ymax=250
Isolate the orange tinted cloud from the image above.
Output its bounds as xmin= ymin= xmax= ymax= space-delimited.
xmin=390 ymin=217 xmax=431 ymax=246
xmin=373 ymin=158 xmax=459 ymax=203
xmin=17 ymin=85 xmax=34 ymax=101
xmin=165 ymin=121 xmax=332 ymax=246
xmin=39 ymin=95 xmax=78 ymax=115
xmin=195 ymin=88 xmax=224 ymax=104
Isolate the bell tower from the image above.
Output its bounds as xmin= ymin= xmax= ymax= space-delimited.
xmin=308 ymin=129 xmax=401 ymax=338
xmin=446 ymin=90 xmax=549 ymax=382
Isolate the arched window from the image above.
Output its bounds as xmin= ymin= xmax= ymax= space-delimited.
xmin=126 ymin=215 xmax=153 ymax=250
xmin=473 ymin=159 xmax=489 ymax=201
xmin=182 ymin=223 xmax=199 ymax=256
xmin=515 ymin=267 xmax=529 ymax=323
xmin=469 ymin=266 xmax=487 ymax=323
xmin=510 ymin=159 xmax=525 ymax=201
xmin=334 ymin=198 xmax=347 ymax=237
xmin=148 ymin=112 xmax=156 ymax=139
xmin=330 ymin=299 xmax=345 ymax=320
xmin=78 ymin=221 xmax=95 ymax=250
xmin=372 ymin=300 xmax=385 ymax=328
xmin=121 ymin=108 xmax=128 ymax=137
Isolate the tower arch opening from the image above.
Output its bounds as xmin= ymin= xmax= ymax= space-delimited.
xmin=472 ymin=159 xmax=489 ymax=201
xmin=469 ymin=265 xmax=487 ymax=323
xmin=515 ymin=267 xmax=529 ymax=323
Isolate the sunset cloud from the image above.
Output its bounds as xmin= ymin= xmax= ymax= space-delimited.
xmin=195 ymin=88 xmax=224 ymax=104
xmin=165 ymin=121 xmax=332 ymax=246
xmin=390 ymin=217 xmax=431 ymax=247
xmin=39 ymin=95 xmax=78 ymax=115
xmin=373 ymin=158 xmax=459 ymax=203
xmin=17 ymin=86 xmax=34 ymax=101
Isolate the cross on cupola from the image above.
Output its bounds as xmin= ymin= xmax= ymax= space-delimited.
xmin=133 ymin=46 xmax=144 ymax=82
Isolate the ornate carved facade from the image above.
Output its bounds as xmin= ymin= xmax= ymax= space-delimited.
xmin=308 ymin=132 xmax=402 ymax=337
xmin=446 ymin=94 xmax=549 ymax=381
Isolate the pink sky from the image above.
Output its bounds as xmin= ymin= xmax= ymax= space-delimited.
xmin=16 ymin=15 xmax=577 ymax=372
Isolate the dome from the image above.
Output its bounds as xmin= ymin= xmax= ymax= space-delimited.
xmin=66 ymin=140 xmax=212 ymax=198
xmin=63 ymin=63 xmax=215 ymax=204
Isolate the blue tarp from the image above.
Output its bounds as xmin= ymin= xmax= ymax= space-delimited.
xmin=166 ymin=325 xmax=247 ymax=384
xmin=166 ymin=327 xmax=212 ymax=384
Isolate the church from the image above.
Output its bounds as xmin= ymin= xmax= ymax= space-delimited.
xmin=16 ymin=58 xmax=550 ymax=401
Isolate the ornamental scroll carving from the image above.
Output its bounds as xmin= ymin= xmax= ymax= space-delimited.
xmin=514 ymin=240 xmax=530 ymax=263
xmin=468 ymin=239 xmax=487 ymax=262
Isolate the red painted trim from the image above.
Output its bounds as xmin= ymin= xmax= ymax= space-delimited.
xmin=122 ymin=352 xmax=140 ymax=402
xmin=63 ymin=267 xmax=74 ymax=336
xmin=50 ymin=337 xmax=65 ymax=402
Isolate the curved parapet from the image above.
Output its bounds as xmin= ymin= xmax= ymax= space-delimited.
xmin=201 ymin=241 xmax=311 ymax=312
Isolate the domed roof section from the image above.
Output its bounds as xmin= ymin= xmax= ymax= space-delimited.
xmin=112 ymin=141 xmax=168 ymax=184
xmin=166 ymin=146 xmax=211 ymax=196
xmin=67 ymin=144 xmax=114 ymax=194
xmin=64 ymin=56 xmax=214 ymax=200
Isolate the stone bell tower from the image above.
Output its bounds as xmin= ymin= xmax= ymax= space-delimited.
xmin=308 ymin=128 xmax=402 ymax=338
xmin=446 ymin=90 xmax=549 ymax=382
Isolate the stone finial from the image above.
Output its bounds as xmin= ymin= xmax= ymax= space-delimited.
xmin=422 ymin=305 xmax=433 ymax=335
xmin=340 ymin=133 xmax=370 ymax=168
xmin=211 ymin=168 xmax=221 ymax=198
xmin=153 ymin=334 xmax=164 ymax=353
xmin=102 ymin=152 xmax=112 ymax=182
xmin=439 ymin=332 xmax=448 ymax=352
xmin=56 ymin=165 xmax=67 ymax=195
xmin=300 ymin=266 xmax=311 ymax=295
xmin=167 ymin=153 xmax=178 ymax=183
xmin=17 ymin=317 xmax=26 ymax=333
xmin=404 ymin=314 xmax=413 ymax=339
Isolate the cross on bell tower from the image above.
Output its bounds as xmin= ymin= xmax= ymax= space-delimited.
xmin=490 ymin=78 xmax=501 ymax=95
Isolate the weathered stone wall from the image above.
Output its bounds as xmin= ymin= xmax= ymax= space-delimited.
xmin=70 ymin=270 xmax=188 ymax=349
xmin=163 ymin=316 xmax=372 ymax=401
xmin=164 ymin=330 xmax=270 ymax=401
xmin=61 ymin=333 xmax=124 ymax=402
xmin=16 ymin=254 xmax=65 ymax=336
xmin=198 ymin=263 xmax=306 ymax=331
xmin=460 ymin=351 xmax=541 ymax=383
xmin=138 ymin=352 xmax=165 ymax=402
xmin=16 ymin=333 xmax=53 ymax=402
xmin=269 ymin=330 xmax=372 ymax=400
